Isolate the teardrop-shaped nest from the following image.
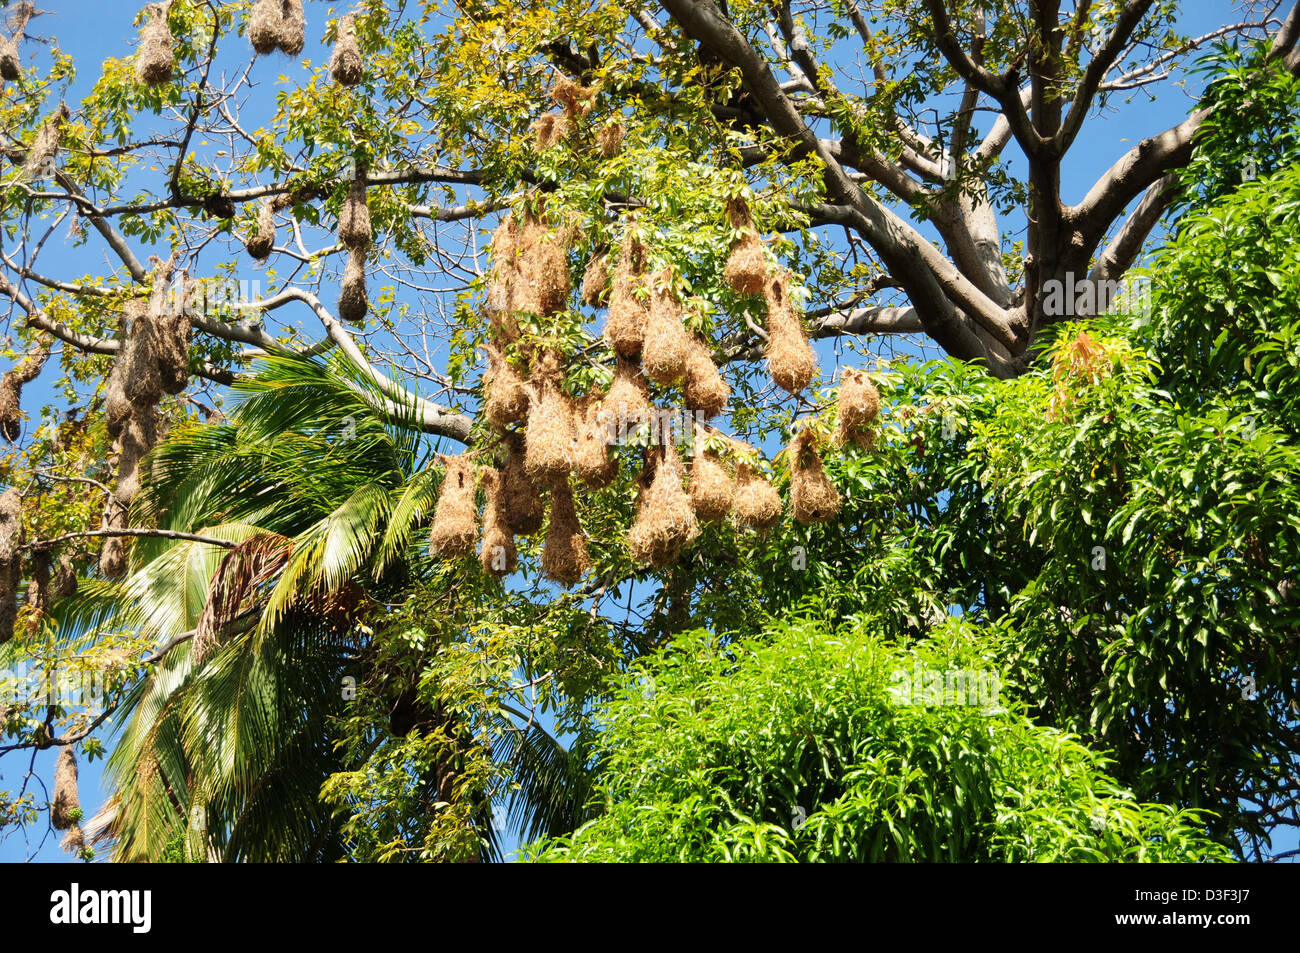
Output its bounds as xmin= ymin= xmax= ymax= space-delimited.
xmin=478 ymin=467 xmax=518 ymax=578
xmin=501 ymin=432 xmax=545 ymax=536
xmin=689 ymin=446 xmax=734 ymax=523
xmin=604 ymin=231 xmax=649 ymax=358
xmin=428 ymin=454 xmax=479 ymax=559
xmin=574 ymin=398 xmax=618 ymax=488
xmin=682 ymin=335 xmax=728 ymax=419
xmin=523 ymin=381 xmax=576 ymax=484
xmin=483 ymin=342 xmax=530 ymax=428
xmin=542 ymin=479 xmax=590 ymax=586
xmin=627 ymin=442 xmax=699 ymax=568
xmin=835 ymin=366 xmax=880 ymax=448
xmin=733 ymin=460 xmax=782 ymax=531
xmin=789 ymin=425 xmax=841 ymax=524
xmin=763 ymin=272 xmax=816 ymax=396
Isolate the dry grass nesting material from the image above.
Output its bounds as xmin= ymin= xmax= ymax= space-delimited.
xmin=732 ymin=462 xmax=782 ymax=531
xmin=22 ymin=106 xmax=67 ymax=181
xmin=52 ymin=551 xmax=78 ymax=600
xmin=244 ymin=198 xmax=276 ymax=260
xmin=249 ymin=0 xmax=304 ymax=56
xmin=627 ymin=443 xmax=699 ymax=568
xmin=597 ymin=120 xmax=625 ymax=158
xmin=689 ymin=446 xmax=734 ymax=522
xmin=478 ymin=468 xmax=517 ymax=578
xmin=482 ymin=343 xmax=530 ymax=428
xmin=61 ymin=826 xmax=85 ymax=854
xmin=338 ymin=172 xmax=371 ymax=249
xmin=487 ymin=216 xmax=520 ymax=316
xmin=329 ymin=13 xmax=363 ymax=86
xmin=542 ymin=479 xmax=590 ymax=586
xmin=0 ymin=487 xmax=22 ymax=645
xmin=641 ymin=270 xmax=690 ymax=385
xmin=501 ymin=433 xmax=545 ymax=536
xmin=150 ymin=274 xmax=192 ymax=396
xmin=580 ymin=252 xmax=609 ymax=307
xmin=112 ymin=409 xmax=159 ymax=505
xmin=117 ymin=298 xmax=163 ymax=408
xmin=574 ymin=400 xmax=618 ymax=488
xmin=1 ymin=341 xmax=50 ymax=441
xmin=135 ymin=3 xmax=174 ymax=87
xmin=513 ymin=213 xmax=571 ymax=315
xmin=428 ymin=455 xmax=478 ymax=559
xmin=338 ymin=249 xmax=367 ymax=323
xmin=604 ymin=234 xmax=649 ymax=358
xmin=549 ymin=76 xmax=597 ymax=114
xmin=789 ymin=425 xmax=841 ymax=524
xmin=682 ymin=336 xmax=728 ymax=419
xmin=835 ymin=367 xmax=880 ymax=448
xmin=26 ymin=547 xmax=50 ymax=624
xmin=724 ymin=230 xmax=768 ymax=296
xmin=278 ymin=0 xmax=306 ymax=55
xmin=51 ymin=748 xmax=80 ymax=830
xmin=0 ymin=33 xmax=19 ymax=82
xmin=764 ymin=274 xmax=816 ymax=396
xmin=98 ymin=532 xmax=128 ymax=580
xmin=524 ymin=382 xmax=576 ymax=483
xmin=604 ymin=357 xmax=651 ymax=431
xmin=532 ymin=111 xmax=571 ymax=151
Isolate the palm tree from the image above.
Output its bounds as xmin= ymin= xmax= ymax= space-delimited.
xmin=61 ymin=354 xmax=591 ymax=861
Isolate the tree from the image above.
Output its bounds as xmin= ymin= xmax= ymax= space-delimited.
xmin=2 ymin=1 xmax=1298 ymax=860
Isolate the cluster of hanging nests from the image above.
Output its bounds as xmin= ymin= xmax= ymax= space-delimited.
xmin=420 ymin=79 xmax=883 ymax=585
xmin=248 ymin=1 xmax=364 ymax=87
xmin=99 ymin=256 xmax=194 ymax=579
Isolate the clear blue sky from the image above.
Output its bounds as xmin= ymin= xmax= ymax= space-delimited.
xmin=0 ymin=0 xmax=1267 ymax=862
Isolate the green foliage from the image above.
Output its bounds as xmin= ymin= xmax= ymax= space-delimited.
xmin=526 ymin=614 xmax=1230 ymax=863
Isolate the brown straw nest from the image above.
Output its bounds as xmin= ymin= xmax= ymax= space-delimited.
xmin=628 ymin=442 xmax=699 ymax=568
xmin=244 ymin=198 xmax=276 ymax=260
xmin=329 ymin=13 xmax=363 ymax=86
xmin=250 ymin=0 xmax=305 ymax=56
xmin=532 ymin=111 xmax=571 ymax=151
xmin=478 ymin=467 xmax=518 ymax=578
xmin=428 ymin=454 xmax=479 ymax=559
xmin=338 ymin=248 xmax=367 ymax=323
xmin=542 ymin=479 xmax=590 ymax=586
xmin=0 ymin=34 xmax=19 ymax=83
xmin=52 ymin=551 xmax=77 ymax=600
xmin=789 ymin=425 xmax=841 ymax=524
xmin=597 ymin=119 xmax=625 ymax=158
xmin=22 ymin=105 xmax=68 ymax=181
xmin=723 ymin=200 xmax=768 ymax=296
xmin=835 ymin=367 xmax=880 ymax=448
xmin=732 ymin=460 xmax=782 ymax=531
xmin=604 ymin=356 xmax=651 ymax=434
xmin=51 ymin=747 xmax=80 ymax=830
xmin=1 ymin=340 xmax=50 ymax=441
xmin=135 ymin=3 xmax=174 ymax=87
xmin=689 ymin=442 xmax=734 ymax=523
xmin=604 ymin=231 xmax=649 ymax=358
xmin=25 ymin=547 xmax=49 ymax=634
xmin=574 ymin=397 xmax=618 ymax=488
xmin=0 ymin=486 xmax=22 ymax=645
xmin=482 ymin=342 xmax=530 ymax=428
xmin=549 ymin=76 xmax=597 ymax=115
xmin=513 ymin=211 xmax=572 ymax=315
xmin=641 ymin=269 xmax=691 ymax=385
xmin=763 ymin=272 xmax=817 ymax=396
xmin=580 ymin=252 xmax=609 ymax=307
xmin=338 ymin=169 xmax=372 ymax=250
xmin=501 ymin=432 xmax=545 ymax=536
xmin=682 ymin=335 xmax=728 ymax=419
xmin=524 ymin=380 xmax=576 ymax=484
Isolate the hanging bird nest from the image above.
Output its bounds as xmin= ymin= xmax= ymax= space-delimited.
xmin=597 ymin=119 xmax=625 ymax=158
xmin=428 ymin=454 xmax=478 ymax=559
xmin=835 ymin=367 xmax=880 ymax=448
xmin=249 ymin=0 xmax=304 ymax=56
xmin=542 ymin=479 xmax=590 ymax=586
xmin=0 ymin=33 xmax=19 ymax=83
xmin=724 ymin=200 xmax=768 ymax=296
xmin=733 ymin=461 xmax=782 ymax=531
xmin=135 ymin=3 xmax=174 ymax=86
xmin=151 ymin=278 xmax=192 ymax=396
xmin=111 ymin=407 xmax=160 ymax=506
xmin=487 ymin=216 xmax=520 ymax=317
xmin=0 ymin=486 xmax=22 ymax=646
xmin=532 ymin=111 xmax=571 ymax=151
xmin=549 ymin=75 xmax=597 ymax=115
xmin=763 ymin=272 xmax=816 ymax=396
xmin=689 ymin=443 xmax=734 ymax=523
xmin=338 ymin=248 xmax=367 ymax=323
xmin=25 ymin=547 xmax=50 ymax=633
xmin=628 ymin=442 xmax=699 ymax=568
xmin=604 ymin=356 xmax=651 ymax=434
xmin=117 ymin=298 xmax=163 ymax=408
xmin=482 ymin=342 xmax=530 ymax=428
xmin=580 ymin=252 xmax=609 ymax=307
xmin=22 ymin=106 xmax=67 ymax=181
xmin=605 ymin=231 xmax=649 ymax=358
xmin=244 ymin=198 xmax=276 ymax=260
xmin=52 ymin=551 xmax=78 ymax=600
xmin=338 ymin=169 xmax=371 ymax=250
xmin=524 ymin=380 xmax=576 ymax=484
xmin=278 ymin=0 xmax=306 ymax=55
xmin=574 ymin=398 xmax=618 ymax=488
xmin=478 ymin=467 xmax=518 ymax=578
xmin=329 ymin=13 xmax=363 ymax=86
xmin=512 ymin=210 xmax=571 ymax=316
xmin=0 ymin=340 xmax=50 ymax=441
xmin=642 ymin=269 xmax=690 ymax=385
xmin=51 ymin=748 xmax=80 ymax=830
xmin=682 ymin=335 xmax=728 ymax=419
xmin=501 ymin=432 xmax=545 ymax=536
xmin=789 ymin=425 xmax=841 ymax=524
xmin=61 ymin=826 xmax=85 ymax=855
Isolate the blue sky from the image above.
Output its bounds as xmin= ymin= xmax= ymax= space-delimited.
xmin=0 ymin=0 xmax=1272 ymax=862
